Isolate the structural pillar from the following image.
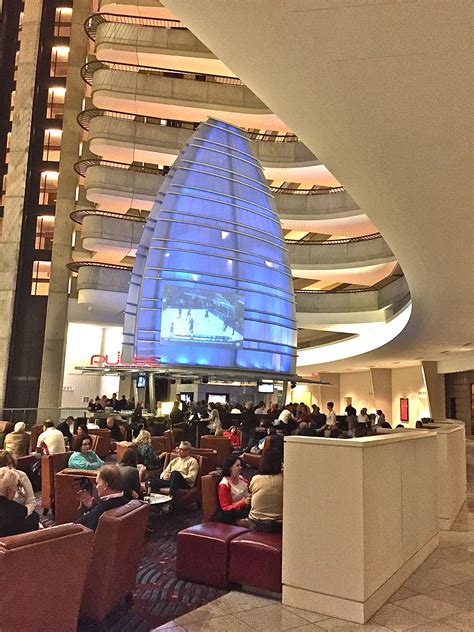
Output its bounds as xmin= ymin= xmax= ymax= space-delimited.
xmin=422 ymin=361 xmax=445 ymax=419
xmin=370 ymin=368 xmax=392 ymax=417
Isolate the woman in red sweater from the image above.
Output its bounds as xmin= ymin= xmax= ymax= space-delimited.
xmin=215 ymin=455 xmax=250 ymax=524
xmin=223 ymin=425 xmax=241 ymax=449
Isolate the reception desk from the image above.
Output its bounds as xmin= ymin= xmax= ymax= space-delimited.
xmin=282 ymin=432 xmax=439 ymax=623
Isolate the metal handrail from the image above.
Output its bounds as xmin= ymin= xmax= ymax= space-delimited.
xmin=85 ymin=12 xmax=186 ymax=41
xmin=70 ymin=209 xmax=147 ymax=225
xmin=67 ymin=261 xmax=132 ymax=273
xmin=74 ymin=158 xmax=168 ymax=178
xmin=77 ymin=107 xmax=299 ymax=142
xmin=81 ymin=59 xmax=244 ymax=87
xmin=286 ymin=233 xmax=381 ymax=245
xmin=271 ymin=185 xmax=346 ymax=195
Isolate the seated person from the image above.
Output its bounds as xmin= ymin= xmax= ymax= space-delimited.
xmin=118 ymin=447 xmax=143 ymax=500
xmin=57 ymin=416 xmax=75 ymax=443
xmin=0 ymin=450 xmax=36 ymax=516
xmin=223 ymin=426 xmax=241 ymax=448
xmin=134 ymin=429 xmax=162 ymax=468
xmin=75 ymin=465 xmax=129 ymax=531
xmin=150 ymin=441 xmax=198 ymax=496
xmin=0 ymin=466 xmax=39 ymax=536
xmin=106 ymin=417 xmax=122 ymax=442
xmin=37 ymin=420 xmax=66 ymax=454
xmin=249 ymin=448 xmax=283 ymax=532
xmin=315 ymin=402 xmax=338 ymax=437
xmin=68 ymin=436 xmax=104 ymax=470
xmin=4 ymin=421 xmax=30 ymax=458
xmin=214 ymin=455 xmax=250 ymax=524
xmin=273 ymin=404 xmax=296 ymax=435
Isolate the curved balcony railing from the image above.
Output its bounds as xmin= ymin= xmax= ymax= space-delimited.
xmin=70 ymin=209 xmax=147 ymax=225
xmin=271 ymin=185 xmax=345 ymax=195
xmin=74 ymin=158 xmax=169 ymax=178
xmin=85 ymin=12 xmax=185 ymax=41
xmin=285 ymin=233 xmax=381 ymax=245
xmin=81 ymin=59 xmax=244 ymax=87
xmin=77 ymin=107 xmax=299 ymax=142
xmin=67 ymin=261 xmax=132 ymax=274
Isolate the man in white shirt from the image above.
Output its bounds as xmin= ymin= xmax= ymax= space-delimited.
xmin=273 ymin=404 xmax=296 ymax=434
xmin=37 ymin=420 xmax=66 ymax=454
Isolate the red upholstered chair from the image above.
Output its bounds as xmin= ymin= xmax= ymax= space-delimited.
xmin=176 ymin=522 xmax=249 ymax=588
xmin=229 ymin=531 xmax=283 ymax=593
xmin=241 ymin=435 xmax=272 ymax=469
xmin=0 ymin=524 xmax=94 ymax=632
xmin=41 ymin=451 xmax=71 ymax=514
xmin=200 ymin=435 xmax=232 ymax=466
xmin=54 ymin=468 xmax=99 ymax=525
xmin=87 ymin=428 xmax=111 ymax=458
xmin=201 ymin=471 xmax=222 ymax=522
xmin=80 ymin=500 xmax=149 ymax=624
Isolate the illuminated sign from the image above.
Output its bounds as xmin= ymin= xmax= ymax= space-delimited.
xmin=90 ymin=353 xmax=160 ymax=367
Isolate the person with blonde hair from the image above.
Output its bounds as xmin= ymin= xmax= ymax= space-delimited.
xmin=134 ymin=429 xmax=161 ymax=468
xmin=4 ymin=421 xmax=29 ymax=459
xmin=0 ymin=466 xmax=39 ymax=536
xmin=0 ymin=450 xmax=36 ymax=515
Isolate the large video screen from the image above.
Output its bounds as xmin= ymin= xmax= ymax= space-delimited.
xmin=161 ymin=285 xmax=244 ymax=346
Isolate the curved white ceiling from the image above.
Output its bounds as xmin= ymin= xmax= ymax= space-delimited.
xmin=163 ymin=0 xmax=473 ymax=371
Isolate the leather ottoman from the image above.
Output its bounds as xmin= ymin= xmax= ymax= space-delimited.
xmin=176 ymin=522 xmax=248 ymax=588
xmin=229 ymin=531 xmax=282 ymax=593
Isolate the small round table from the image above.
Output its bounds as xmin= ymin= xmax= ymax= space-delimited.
xmin=144 ymin=493 xmax=173 ymax=514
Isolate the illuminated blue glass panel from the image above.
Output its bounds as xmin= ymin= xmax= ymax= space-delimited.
xmin=123 ymin=118 xmax=297 ymax=374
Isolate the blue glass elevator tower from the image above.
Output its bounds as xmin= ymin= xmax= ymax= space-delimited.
xmin=122 ymin=118 xmax=297 ymax=374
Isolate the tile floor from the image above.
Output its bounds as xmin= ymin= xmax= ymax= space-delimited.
xmin=154 ymin=439 xmax=474 ymax=632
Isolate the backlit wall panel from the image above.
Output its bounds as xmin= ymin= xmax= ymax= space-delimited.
xmin=122 ymin=118 xmax=297 ymax=374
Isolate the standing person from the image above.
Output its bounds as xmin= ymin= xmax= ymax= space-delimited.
xmin=240 ymin=401 xmax=257 ymax=449
xmin=4 ymin=422 xmax=30 ymax=459
xmin=37 ymin=420 xmax=66 ymax=455
xmin=214 ymin=455 xmax=250 ymax=524
xmin=170 ymin=401 xmax=184 ymax=427
xmin=203 ymin=402 xmax=222 ymax=434
xmin=75 ymin=465 xmax=128 ymax=531
xmin=249 ymin=449 xmax=283 ymax=532
xmin=375 ymin=409 xmax=387 ymax=426
xmin=345 ymin=405 xmax=358 ymax=434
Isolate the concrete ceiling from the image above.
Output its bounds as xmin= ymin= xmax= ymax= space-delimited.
xmin=163 ymin=0 xmax=474 ymax=373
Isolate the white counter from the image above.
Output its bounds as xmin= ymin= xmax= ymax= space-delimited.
xmin=282 ymin=432 xmax=439 ymax=623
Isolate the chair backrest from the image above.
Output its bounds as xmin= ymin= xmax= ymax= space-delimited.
xmin=170 ymin=447 xmax=217 ymax=477
xmin=116 ymin=440 xmax=136 ymax=463
xmin=150 ymin=435 xmax=166 ymax=453
xmin=164 ymin=428 xmax=184 ymax=452
xmin=200 ymin=435 xmax=232 ymax=466
xmin=29 ymin=424 xmax=44 ymax=452
xmin=0 ymin=524 xmax=93 ymax=632
xmin=41 ymin=452 xmax=71 ymax=510
xmin=80 ymin=500 xmax=149 ymax=622
xmin=87 ymin=428 xmax=111 ymax=458
xmin=55 ymin=468 xmax=99 ymax=524
xmin=0 ymin=421 xmax=14 ymax=435
xmin=201 ymin=471 xmax=222 ymax=521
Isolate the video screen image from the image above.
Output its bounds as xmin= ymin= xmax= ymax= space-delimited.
xmin=161 ymin=285 xmax=244 ymax=346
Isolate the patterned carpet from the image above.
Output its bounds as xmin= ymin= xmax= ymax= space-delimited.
xmin=37 ymin=496 xmax=227 ymax=632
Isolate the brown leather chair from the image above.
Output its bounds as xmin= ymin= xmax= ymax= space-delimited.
xmin=41 ymin=451 xmax=70 ymax=513
xmin=241 ymin=435 xmax=272 ymax=469
xmin=164 ymin=428 xmax=184 ymax=452
xmin=200 ymin=435 xmax=232 ymax=466
xmin=201 ymin=471 xmax=222 ymax=521
xmin=116 ymin=440 xmax=136 ymax=462
xmin=151 ymin=435 xmax=166 ymax=453
xmin=87 ymin=428 xmax=111 ymax=458
xmin=80 ymin=500 xmax=149 ymax=624
xmin=169 ymin=447 xmax=217 ymax=479
xmin=29 ymin=423 xmax=44 ymax=452
xmin=55 ymin=468 xmax=99 ymax=525
xmin=0 ymin=524 xmax=94 ymax=632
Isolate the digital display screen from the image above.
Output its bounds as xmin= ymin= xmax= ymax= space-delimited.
xmin=258 ymin=381 xmax=274 ymax=393
xmin=207 ymin=393 xmax=228 ymax=405
xmin=137 ymin=373 xmax=146 ymax=388
xmin=161 ymin=286 xmax=244 ymax=346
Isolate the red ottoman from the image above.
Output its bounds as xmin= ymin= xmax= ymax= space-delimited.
xmin=176 ymin=522 xmax=249 ymax=588
xmin=229 ymin=531 xmax=282 ymax=593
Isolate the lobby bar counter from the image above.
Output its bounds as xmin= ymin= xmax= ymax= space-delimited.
xmin=283 ymin=431 xmax=439 ymax=624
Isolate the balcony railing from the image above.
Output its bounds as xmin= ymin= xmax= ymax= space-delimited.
xmin=74 ymin=158 xmax=169 ymax=178
xmin=71 ymin=209 xmax=147 ymax=225
xmin=270 ymin=185 xmax=346 ymax=195
xmin=85 ymin=12 xmax=186 ymax=41
xmin=286 ymin=233 xmax=381 ymax=245
xmin=81 ymin=59 xmax=244 ymax=87
xmin=67 ymin=261 xmax=132 ymax=273
xmin=77 ymin=107 xmax=298 ymax=142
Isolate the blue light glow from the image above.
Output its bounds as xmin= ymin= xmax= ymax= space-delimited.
xmin=122 ymin=118 xmax=297 ymax=374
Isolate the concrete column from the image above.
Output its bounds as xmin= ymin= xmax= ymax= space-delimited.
xmin=370 ymin=368 xmax=392 ymax=418
xmin=0 ymin=0 xmax=43 ymax=412
xmin=37 ymin=0 xmax=91 ymax=415
xmin=422 ymin=360 xmax=445 ymax=419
